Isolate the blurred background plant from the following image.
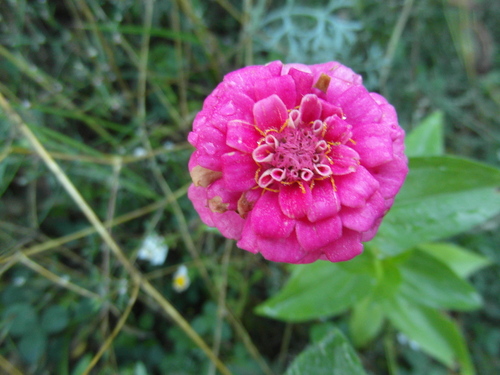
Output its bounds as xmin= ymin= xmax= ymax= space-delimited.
xmin=0 ymin=0 xmax=499 ymax=374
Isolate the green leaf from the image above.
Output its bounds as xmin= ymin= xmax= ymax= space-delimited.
xmin=385 ymin=296 xmax=474 ymax=374
xmin=348 ymin=253 xmax=403 ymax=348
xmin=255 ymin=255 xmax=376 ymax=322
xmin=399 ymin=250 xmax=482 ymax=311
xmin=18 ymin=327 xmax=47 ymax=363
xmin=371 ymin=156 xmax=500 ymax=256
xmin=310 ymin=322 xmax=337 ymax=343
xmin=0 ymin=155 xmax=24 ymax=198
xmin=41 ymin=305 xmax=69 ymax=334
xmin=71 ymin=354 xmax=92 ymax=375
xmin=3 ymin=303 xmax=38 ymax=337
xmin=349 ymin=296 xmax=385 ymax=348
xmin=417 ymin=242 xmax=492 ymax=278
xmin=405 ymin=111 xmax=445 ymax=157
xmin=285 ymin=328 xmax=368 ymax=375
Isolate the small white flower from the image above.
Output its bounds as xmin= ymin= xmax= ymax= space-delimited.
xmin=118 ymin=278 xmax=128 ymax=296
xmin=137 ymin=233 xmax=169 ymax=266
xmin=397 ymin=333 xmax=420 ymax=351
xmin=173 ymin=265 xmax=190 ymax=293
xmin=133 ymin=147 xmax=147 ymax=157
xmin=163 ymin=141 xmax=174 ymax=150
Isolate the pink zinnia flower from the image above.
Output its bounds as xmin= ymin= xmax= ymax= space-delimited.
xmin=188 ymin=61 xmax=408 ymax=263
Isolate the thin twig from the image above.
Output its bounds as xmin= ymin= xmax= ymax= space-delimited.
xmin=384 ymin=328 xmax=399 ymax=375
xmin=82 ymin=280 xmax=140 ymax=374
xmin=208 ymin=239 xmax=233 ymax=375
xmin=379 ymin=0 xmax=415 ymax=90
xmin=0 ymin=354 xmax=23 ymax=375
xmin=99 ymin=157 xmax=122 ymax=363
xmin=0 ymin=186 xmax=187 ymax=265
xmin=19 ymin=254 xmax=102 ymax=300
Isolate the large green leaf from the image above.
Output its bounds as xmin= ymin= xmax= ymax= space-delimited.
xmin=405 ymin=111 xmax=445 ymax=157
xmin=255 ymin=254 xmax=376 ymax=322
xmin=385 ymin=296 xmax=474 ymax=375
xmin=3 ymin=303 xmax=38 ymax=337
xmin=417 ymin=242 xmax=492 ymax=278
xmin=18 ymin=327 xmax=47 ymax=364
xmin=349 ymin=296 xmax=385 ymax=348
xmin=41 ymin=305 xmax=69 ymax=334
xmin=285 ymin=328 xmax=367 ymax=375
xmin=371 ymin=156 xmax=500 ymax=256
xmin=399 ymin=250 xmax=482 ymax=311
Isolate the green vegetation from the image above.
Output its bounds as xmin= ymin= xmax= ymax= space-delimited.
xmin=1 ymin=1 xmax=499 ymax=374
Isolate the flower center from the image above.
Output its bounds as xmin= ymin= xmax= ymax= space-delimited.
xmin=252 ymin=110 xmax=333 ymax=190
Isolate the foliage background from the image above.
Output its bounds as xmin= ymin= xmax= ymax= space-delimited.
xmin=1 ymin=0 xmax=499 ymax=374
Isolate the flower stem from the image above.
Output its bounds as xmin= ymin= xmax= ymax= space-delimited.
xmin=384 ymin=328 xmax=399 ymax=375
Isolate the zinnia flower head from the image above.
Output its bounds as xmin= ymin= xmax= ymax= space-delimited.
xmin=188 ymin=61 xmax=408 ymax=264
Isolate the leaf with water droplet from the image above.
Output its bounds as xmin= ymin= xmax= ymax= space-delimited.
xmin=284 ymin=327 xmax=368 ymax=375
xmin=371 ymin=156 xmax=500 ymax=256
xmin=255 ymin=252 xmax=377 ymax=322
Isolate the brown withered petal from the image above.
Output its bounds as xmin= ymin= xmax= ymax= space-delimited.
xmin=190 ymin=165 xmax=222 ymax=188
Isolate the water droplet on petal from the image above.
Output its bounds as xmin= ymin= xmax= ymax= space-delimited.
xmin=220 ymin=101 xmax=235 ymax=116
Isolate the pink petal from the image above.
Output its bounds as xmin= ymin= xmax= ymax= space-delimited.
xmin=326 ymin=78 xmax=356 ymax=102
xmin=296 ymin=215 xmax=342 ymax=251
xmin=321 ymin=229 xmax=363 ymax=262
xmin=335 ymin=166 xmax=380 ymax=208
xmin=329 ymin=144 xmax=360 ymax=175
xmin=251 ymin=191 xmax=296 ymax=238
xmin=321 ymin=100 xmax=343 ymax=119
xmin=377 ymin=102 xmax=406 ymax=156
xmin=264 ymin=60 xmax=284 ymax=76
xmin=370 ymin=154 xmax=408 ymax=199
xmin=253 ymin=94 xmax=288 ymax=132
xmin=221 ymin=151 xmax=258 ymax=192
xmin=188 ymin=150 xmax=200 ymax=171
xmin=215 ymin=91 xmax=255 ymax=125
xmin=279 ymin=183 xmax=312 ymax=219
xmin=193 ymin=126 xmax=232 ymax=170
xmin=323 ymin=115 xmax=353 ymax=144
xmin=207 ymin=179 xmax=242 ymax=211
xmin=369 ymin=92 xmax=389 ymax=105
xmin=307 ymin=179 xmax=341 ymax=222
xmin=212 ymin=210 xmax=245 ymax=240
xmin=351 ymin=123 xmax=394 ymax=168
xmin=311 ymin=62 xmax=363 ymax=85
xmin=226 ymin=120 xmax=261 ymax=153
xmin=237 ymin=215 xmax=259 ymax=254
xmin=187 ymin=185 xmax=215 ymax=227
xmin=194 ymin=88 xmax=254 ymax=134
xmin=361 ymin=217 xmax=383 ymax=242
xmin=335 ymin=86 xmax=382 ymax=124
xmin=194 ymin=153 xmax=224 ymax=172
xmin=340 ymin=191 xmax=386 ymax=232
xmin=254 ymin=75 xmax=297 ymax=109
xmin=281 ymin=63 xmax=312 ymax=75
xmin=299 ymin=94 xmax=322 ymax=124
xmin=293 ymin=252 xmax=322 ymax=264
xmin=194 ymin=121 xmax=228 ymax=154
xmin=287 ymin=68 xmax=314 ymax=105
xmin=223 ymin=66 xmax=276 ymax=100
xmin=257 ymin=232 xmax=306 ymax=263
